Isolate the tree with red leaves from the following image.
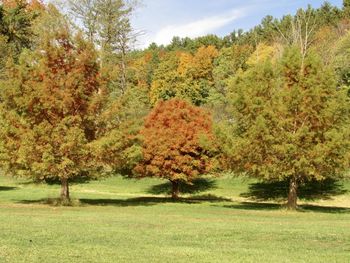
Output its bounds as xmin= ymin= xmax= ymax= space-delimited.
xmin=135 ymin=99 xmax=216 ymax=199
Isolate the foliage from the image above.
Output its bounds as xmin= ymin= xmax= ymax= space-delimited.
xmin=0 ymin=0 xmax=42 ymax=58
xmin=66 ymin=0 xmax=135 ymax=93
xmin=227 ymin=46 xmax=350 ymax=209
xmin=334 ymin=30 xmax=350 ymax=88
xmin=0 ymin=28 xmax=104 ymax=200
xmin=31 ymin=3 xmax=67 ymax=45
xmin=213 ymin=44 xmax=253 ymax=92
xmin=149 ymin=51 xmax=181 ymax=105
xmin=246 ymin=43 xmax=278 ymax=67
xmin=166 ymin=34 xmax=224 ymax=52
xmin=90 ymin=84 xmax=150 ymax=176
xmin=150 ymin=46 xmax=218 ymax=106
xmin=135 ymin=99 xmax=217 ymax=198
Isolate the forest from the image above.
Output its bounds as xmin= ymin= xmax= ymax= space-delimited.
xmin=1 ymin=0 xmax=350 ymax=212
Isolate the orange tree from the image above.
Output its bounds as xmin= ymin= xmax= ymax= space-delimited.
xmin=135 ymin=99 xmax=217 ymax=199
xmin=0 ymin=28 xmax=105 ymax=202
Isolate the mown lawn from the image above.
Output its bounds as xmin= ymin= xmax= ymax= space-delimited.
xmin=0 ymin=175 xmax=349 ymax=263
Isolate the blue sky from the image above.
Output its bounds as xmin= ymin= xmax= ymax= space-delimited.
xmin=131 ymin=0 xmax=343 ymax=48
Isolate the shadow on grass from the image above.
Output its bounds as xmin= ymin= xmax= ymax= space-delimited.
xmin=147 ymin=178 xmax=217 ymax=195
xmin=80 ymin=195 xmax=230 ymax=207
xmin=18 ymin=194 xmax=231 ymax=207
xmin=223 ymin=202 xmax=350 ymax=214
xmin=240 ymin=179 xmax=347 ymax=201
xmin=0 ymin=186 xmax=17 ymax=191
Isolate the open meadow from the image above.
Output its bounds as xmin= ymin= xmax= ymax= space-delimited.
xmin=0 ymin=175 xmax=349 ymax=263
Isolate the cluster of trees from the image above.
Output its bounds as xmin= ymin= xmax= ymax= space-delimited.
xmin=0 ymin=0 xmax=350 ymax=209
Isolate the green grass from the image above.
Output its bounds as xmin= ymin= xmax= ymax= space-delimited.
xmin=0 ymin=175 xmax=350 ymax=263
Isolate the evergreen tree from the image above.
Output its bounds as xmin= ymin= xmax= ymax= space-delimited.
xmin=66 ymin=0 xmax=135 ymax=94
xmin=343 ymin=0 xmax=350 ymax=17
xmin=0 ymin=0 xmax=39 ymax=62
xmin=228 ymin=46 xmax=350 ymax=209
xmin=0 ymin=29 xmax=105 ymax=202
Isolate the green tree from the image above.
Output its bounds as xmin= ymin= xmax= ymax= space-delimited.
xmin=228 ymin=46 xmax=350 ymax=209
xmin=66 ymin=0 xmax=135 ymax=93
xmin=150 ymin=46 xmax=218 ymax=106
xmin=90 ymin=82 xmax=150 ymax=176
xmin=149 ymin=51 xmax=182 ymax=105
xmin=0 ymin=0 xmax=40 ymax=58
xmin=343 ymin=0 xmax=350 ymax=18
xmin=334 ymin=31 xmax=350 ymax=88
xmin=0 ymin=29 xmax=104 ymax=202
xmin=29 ymin=3 xmax=72 ymax=52
xmin=209 ymin=44 xmax=253 ymax=121
xmin=66 ymin=0 xmax=99 ymax=42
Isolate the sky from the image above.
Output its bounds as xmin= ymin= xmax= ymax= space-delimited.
xmin=131 ymin=0 xmax=343 ymax=48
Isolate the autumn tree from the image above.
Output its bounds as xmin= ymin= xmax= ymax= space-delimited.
xmin=150 ymin=46 xmax=218 ymax=106
xmin=128 ymin=50 xmax=160 ymax=90
xmin=149 ymin=51 xmax=181 ymax=105
xmin=177 ymin=45 xmax=218 ymax=105
xmin=135 ymin=99 xmax=217 ymax=199
xmin=0 ymin=28 xmax=104 ymax=202
xmin=228 ymin=46 xmax=350 ymax=209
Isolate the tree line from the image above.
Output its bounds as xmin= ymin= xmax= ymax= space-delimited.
xmin=0 ymin=0 xmax=350 ymax=209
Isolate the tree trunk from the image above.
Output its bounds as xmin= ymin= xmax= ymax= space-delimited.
xmin=171 ymin=180 xmax=180 ymax=199
xmin=287 ymin=177 xmax=298 ymax=210
xmin=60 ymin=178 xmax=70 ymax=202
xmin=119 ymin=48 xmax=127 ymax=94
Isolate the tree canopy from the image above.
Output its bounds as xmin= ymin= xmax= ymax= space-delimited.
xmin=135 ymin=99 xmax=217 ymax=198
xmin=0 ymin=28 xmax=104 ymax=201
xmin=227 ymin=46 xmax=350 ymax=209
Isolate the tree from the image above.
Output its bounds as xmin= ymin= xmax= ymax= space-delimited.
xmin=135 ymin=99 xmax=217 ymax=199
xmin=66 ymin=0 xmax=135 ymax=94
xmin=27 ymin=3 xmax=72 ymax=50
xmin=312 ymin=25 xmax=339 ymax=66
xmin=246 ymin=43 xmax=277 ymax=67
xmin=316 ymin=1 xmax=342 ymax=26
xmin=208 ymin=44 xmax=253 ymax=122
xmin=128 ymin=50 xmax=160 ymax=90
xmin=334 ymin=31 xmax=350 ymax=88
xmin=213 ymin=44 xmax=253 ymax=90
xmin=89 ymin=81 xmax=150 ymax=176
xmin=228 ymin=46 xmax=350 ymax=209
xmin=275 ymin=7 xmax=319 ymax=68
xmin=0 ymin=29 xmax=104 ymax=202
xmin=0 ymin=0 xmax=40 ymax=60
xmin=66 ymin=0 xmax=99 ymax=43
xmin=343 ymin=0 xmax=350 ymax=18
xmin=177 ymin=45 xmax=219 ymax=106
xmin=149 ymin=51 xmax=182 ymax=105
xmin=150 ymin=46 xmax=218 ymax=106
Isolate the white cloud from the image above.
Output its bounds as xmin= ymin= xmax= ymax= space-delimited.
xmin=152 ymin=8 xmax=246 ymax=46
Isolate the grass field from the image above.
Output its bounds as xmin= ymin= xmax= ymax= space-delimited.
xmin=0 ymin=175 xmax=350 ymax=263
